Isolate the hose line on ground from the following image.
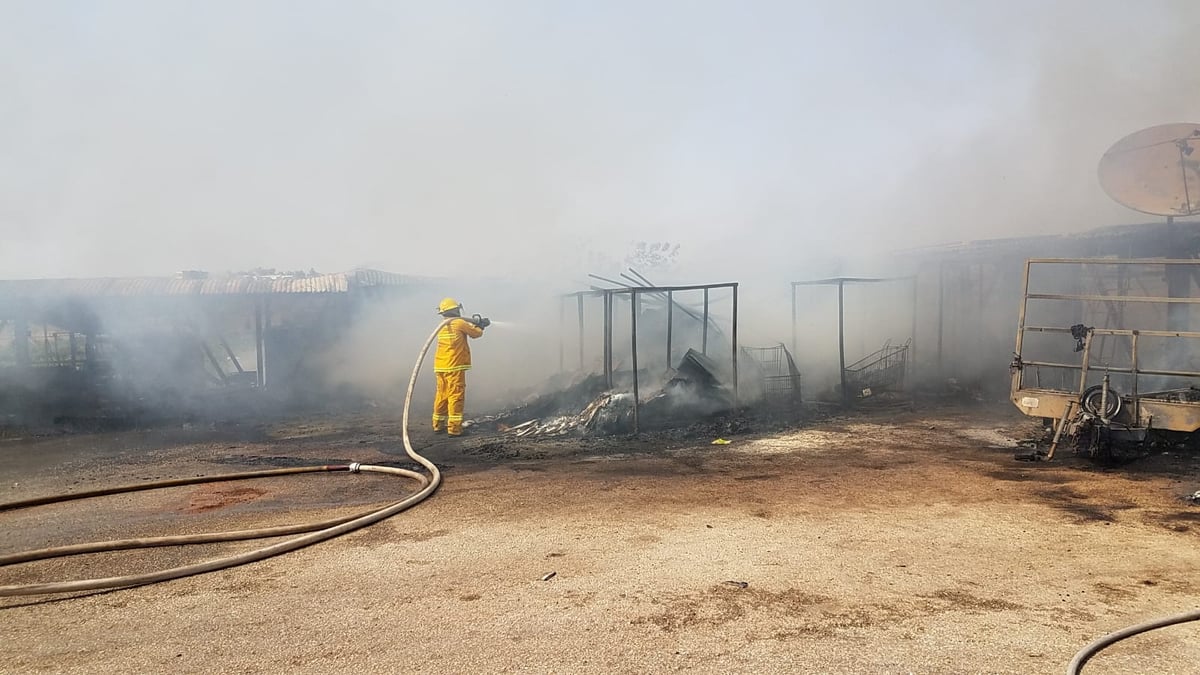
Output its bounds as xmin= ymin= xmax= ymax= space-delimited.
xmin=1067 ymin=608 xmax=1200 ymax=674
xmin=0 ymin=319 xmax=453 ymax=598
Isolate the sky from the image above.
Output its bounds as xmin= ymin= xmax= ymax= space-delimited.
xmin=2 ymin=1 xmax=1199 ymax=283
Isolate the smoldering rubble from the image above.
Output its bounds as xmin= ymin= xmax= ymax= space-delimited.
xmin=471 ymin=349 xmax=738 ymax=438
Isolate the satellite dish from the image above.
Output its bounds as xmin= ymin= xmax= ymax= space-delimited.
xmin=1098 ymin=123 xmax=1200 ymax=217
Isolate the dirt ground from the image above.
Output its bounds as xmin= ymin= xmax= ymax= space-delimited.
xmin=3 ymin=402 xmax=1200 ymax=674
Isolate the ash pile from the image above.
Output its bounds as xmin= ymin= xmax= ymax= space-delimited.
xmin=473 ymin=349 xmax=735 ymax=438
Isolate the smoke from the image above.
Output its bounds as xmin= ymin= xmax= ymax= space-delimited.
xmin=3 ymin=2 xmax=1200 ymax=410
xmin=879 ymin=1 xmax=1200 ymax=249
xmin=315 ymin=281 xmax=570 ymax=415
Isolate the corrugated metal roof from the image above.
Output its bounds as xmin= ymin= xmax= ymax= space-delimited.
xmin=0 ymin=269 xmax=417 ymax=299
xmin=896 ymin=221 xmax=1200 ymax=261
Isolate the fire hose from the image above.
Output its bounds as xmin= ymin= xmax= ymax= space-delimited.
xmin=5 ymin=312 xmax=1194 ymax=672
xmin=0 ymin=318 xmax=454 ymax=597
xmin=1067 ymin=608 xmax=1200 ymax=674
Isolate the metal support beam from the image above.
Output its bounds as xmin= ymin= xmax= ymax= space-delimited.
xmin=732 ymin=284 xmax=739 ymax=407
xmin=254 ymin=300 xmax=266 ymax=388
xmin=84 ymin=332 xmax=96 ymax=367
xmin=702 ymin=288 xmax=710 ymax=355
xmin=635 ymin=292 xmax=642 ymax=362
xmin=577 ymin=293 xmax=585 ymax=371
xmin=1131 ymin=331 xmax=1140 ymax=423
xmin=791 ymin=282 xmax=798 ymax=358
xmin=666 ymin=290 xmax=674 ymax=368
xmin=1013 ymin=259 xmax=1032 ymax=391
xmin=603 ymin=292 xmax=613 ymax=388
xmin=838 ymin=280 xmax=847 ymax=404
xmin=219 ymin=336 xmax=245 ymax=373
xmin=630 ymin=290 xmax=640 ymax=434
xmin=13 ymin=315 xmax=29 ymax=366
xmin=201 ymin=340 xmax=228 ymax=383
xmin=937 ymin=262 xmax=945 ymax=377
xmin=909 ymin=276 xmax=919 ymax=381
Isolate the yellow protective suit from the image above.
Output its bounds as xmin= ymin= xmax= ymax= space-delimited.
xmin=432 ymin=317 xmax=485 ymax=435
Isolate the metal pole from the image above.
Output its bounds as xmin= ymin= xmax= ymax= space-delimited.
xmin=558 ymin=296 xmax=565 ymax=373
xmin=791 ymin=282 xmax=797 ymax=357
xmin=1131 ymin=331 xmax=1140 ymax=424
xmin=13 ymin=313 xmax=30 ymax=367
xmin=200 ymin=340 xmax=227 ymax=383
xmin=702 ymin=288 xmax=710 ymax=355
xmin=219 ymin=336 xmax=245 ymax=373
xmin=937 ymin=262 xmax=945 ymax=378
xmin=254 ymin=300 xmax=265 ymax=388
xmin=84 ymin=332 xmax=96 ymax=367
xmin=732 ymin=284 xmax=739 ymax=407
xmin=1165 ymin=227 xmax=1191 ymax=372
xmin=838 ymin=280 xmax=848 ymax=404
xmin=631 ymin=290 xmax=640 ymax=434
xmin=1077 ymin=330 xmax=1094 ymax=396
xmin=909 ymin=276 xmax=918 ymax=371
xmin=666 ymin=290 xmax=674 ymax=367
xmin=1013 ymin=259 xmax=1032 ymax=392
xmin=635 ymin=292 xmax=642 ymax=364
xmin=603 ymin=292 xmax=613 ymax=387
xmin=577 ymin=293 xmax=585 ymax=371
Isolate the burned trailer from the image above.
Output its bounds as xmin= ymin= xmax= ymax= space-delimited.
xmin=1010 ymin=258 xmax=1200 ymax=461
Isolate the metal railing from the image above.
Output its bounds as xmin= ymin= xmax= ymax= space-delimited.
xmin=843 ymin=339 xmax=910 ymax=394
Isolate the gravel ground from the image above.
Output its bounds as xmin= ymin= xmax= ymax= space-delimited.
xmin=3 ymin=404 xmax=1200 ymax=674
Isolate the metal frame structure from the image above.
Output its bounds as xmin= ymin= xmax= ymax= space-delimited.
xmin=1011 ymin=258 xmax=1200 ymax=433
xmin=791 ymin=276 xmax=917 ymax=403
xmin=560 ymin=281 xmax=739 ymax=433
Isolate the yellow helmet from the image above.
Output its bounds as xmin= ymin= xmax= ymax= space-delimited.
xmin=437 ymin=297 xmax=462 ymax=314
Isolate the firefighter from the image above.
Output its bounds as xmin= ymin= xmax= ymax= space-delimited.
xmin=432 ymin=297 xmax=486 ymax=436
